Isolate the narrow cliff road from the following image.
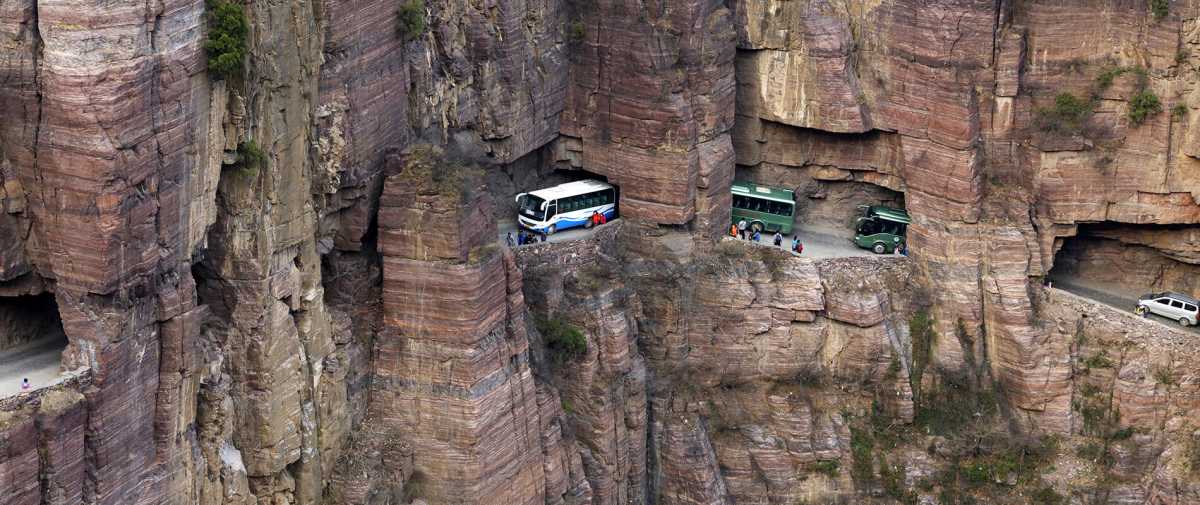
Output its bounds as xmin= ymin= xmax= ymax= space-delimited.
xmin=1048 ymin=275 xmax=1200 ymax=335
xmin=498 ymin=220 xmax=597 ymax=245
xmin=0 ymin=335 xmax=67 ymax=397
xmin=499 ymin=219 xmax=878 ymax=259
xmin=737 ymin=224 xmax=878 ymax=259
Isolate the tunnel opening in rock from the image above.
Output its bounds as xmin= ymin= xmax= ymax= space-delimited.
xmin=485 ymin=143 xmax=615 ymax=220
xmin=737 ymin=165 xmax=905 ymax=233
xmin=0 ymin=293 xmax=68 ymax=395
xmin=1048 ymin=222 xmax=1200 ymax=303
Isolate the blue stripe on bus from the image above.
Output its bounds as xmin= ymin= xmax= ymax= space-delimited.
xmin=520 ymin=208 xmax=615 ymax=233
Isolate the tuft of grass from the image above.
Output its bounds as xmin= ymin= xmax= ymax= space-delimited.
xmin=879 ymin=456 xmax=918 ymax=505
xmin=810 ymin=459 xmax=840 ymax=478
xmin=849 ymin=424 xmax=875 ymax=482
xmin=396 ymin=0 xmax=426 ymax=41
xmin=1082 ymin=351 xmax=1114 ymax=369
xmin=1095 ymin=66 xmax=1129 ymax=90
xmin=1128 ymin=90 xmax=1162 ymax=125
xmin=568 ymin=20 xmax=585 ymax=44
xmin=1031 ymin=486 xmax=1068 ymax=505
xmin=1171 ymin=104 xmax=1188 ymax=119
xmin=1150 ymin=0 xmax=1168 ymax=20
xmin=1153 ymin=364 xmax=1177 ymax=385
xmin=204 ymin=0 xmax=249 ymax=79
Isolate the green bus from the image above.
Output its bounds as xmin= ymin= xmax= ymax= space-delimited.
xmin=731 ymin=181 xmax=796 ymax=234
xmin=854 ymin=205 xmax=910 ymax=254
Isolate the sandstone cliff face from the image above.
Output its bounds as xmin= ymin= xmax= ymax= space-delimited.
xmin=3 ymin=0 xmax=1200 ymax=504
xmin=559 ymin=0 xmax=736 ymax=235
xmin=731 ymin=0 xmax=1200 ymax=432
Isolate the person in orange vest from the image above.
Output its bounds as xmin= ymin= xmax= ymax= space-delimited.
xmin=730 ymin=223 xmax=738 ymax=237
xmin=599 ymin=212 xmax=607 ymax=225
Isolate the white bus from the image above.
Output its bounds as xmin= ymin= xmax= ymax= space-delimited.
xmin=515 ymin=180 xmax=617 ymax=234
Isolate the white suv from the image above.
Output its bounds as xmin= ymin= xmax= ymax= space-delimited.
xmin=1136 ymin=292 xmax=1199 ymax=326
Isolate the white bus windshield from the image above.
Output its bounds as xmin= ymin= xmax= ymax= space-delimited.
xmin=518 ymin=194 xmax=546 ymax=221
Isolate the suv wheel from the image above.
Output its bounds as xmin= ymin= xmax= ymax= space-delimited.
xmin=1179 ymin=317 xmax=1191 ymax=327
xmin=873 ymin=243 xmax=887 ymax=254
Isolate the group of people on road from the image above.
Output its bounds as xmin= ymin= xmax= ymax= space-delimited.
xmin=730 ymin=220 xmax=803 ymax=254
xmin=506 ymin=211 xmax=608 ymax=248
xmin=507 ymin=230 xmax=546 ymax=247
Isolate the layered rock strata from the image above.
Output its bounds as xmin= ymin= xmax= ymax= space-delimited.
xmin=560 ymin=0 xmax=736 ymax=234
xmin=366 ymin=146 xmax=588 ymax=504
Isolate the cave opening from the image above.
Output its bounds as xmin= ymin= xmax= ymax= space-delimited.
xmin=1047 ymin=222 xmax=1200 ymax=311
xmin=0 ymin=293 xmax=69 ymax=396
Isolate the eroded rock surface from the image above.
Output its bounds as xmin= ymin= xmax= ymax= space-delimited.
xmin=2 ymin=0 xmax=1200 ymax=504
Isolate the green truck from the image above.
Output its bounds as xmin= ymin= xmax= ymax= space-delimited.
xmin=731 ymin=181 xmax=796 ymax=234
xmin=854 ymin=205 xmax=910 ymax=254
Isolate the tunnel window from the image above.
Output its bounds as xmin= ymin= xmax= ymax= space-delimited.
xmin=0 ymin=293 xmax=68 ymax=396
xmin=1047 ymin=222 xmax=1200 ymax=320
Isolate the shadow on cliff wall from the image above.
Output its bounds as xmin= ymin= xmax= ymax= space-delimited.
xmin=1049 ymin=222 xmax=1200 ymax=299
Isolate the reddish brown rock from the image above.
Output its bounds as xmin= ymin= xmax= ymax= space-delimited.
xmin=564 ymin=0 xmax=736 ymax=229
xmin=371 ymin=150 xmax=583 ymax=504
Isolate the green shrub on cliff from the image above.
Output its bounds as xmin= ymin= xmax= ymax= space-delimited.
xmin=1035 ymin=92 xmax=1092 ymax=133
xmin=396 ymin=0 xmax=426 ymax=41
xmin=535 ymin=314 xmax=586 ymax=362
xmin=1150 ymin=0 xmax=1168 ymax=19
xmin=204 ymin=0 xmax=249 ymax=79
xmin=908 ymin=310 xmax=935 ymax=403
xmin=1127 ymin=90 xmax=1162 ymax=125
xmin=236 ymin=140 xmax=266 ymax=172
xmin=568 ymin=20 xmax=586 ymax=44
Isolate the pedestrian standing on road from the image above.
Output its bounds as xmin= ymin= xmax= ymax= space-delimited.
xmin=592 ymin=211 xmax=601 ymax=227
xmin=752 ymin=230 xmax=761 ymax=242
xmin=737 ymin=220 xmax=748 ymax=240
xmin=773 ymin=232 xmax=783 ymax=247
xmin=21 ymin=378 xmax=30 ymax=390
xmin=792 ymin=237 xmax=803 ymax=255
xmin=506 ymin=232 xmax=515 ymax=247
xmin=599 ymin=212 xmax=607 ymax=225
xmin=729 ymin=223 xmax=738 ymax=237
xmin=517 ymin=231 xmax=526 ymax=246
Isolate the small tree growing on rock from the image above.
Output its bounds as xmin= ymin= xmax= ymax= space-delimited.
xmin=396 ymin=0 xmax=426 ymax=41
xmin=204 ymin=0 xmax=249 ymax=79
xmin=1128 ymin=90 xmax=1162 ymax=125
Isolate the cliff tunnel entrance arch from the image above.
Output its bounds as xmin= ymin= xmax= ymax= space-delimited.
xmin=0 ymin=293 xmax=68 ymax=396
xmin=1047 ymin=222 xmax=1200 ymax=322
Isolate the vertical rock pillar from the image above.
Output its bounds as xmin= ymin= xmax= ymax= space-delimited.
xmin=373 ymin=146 xmax=578 ymax=504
